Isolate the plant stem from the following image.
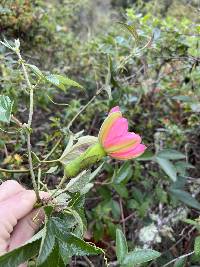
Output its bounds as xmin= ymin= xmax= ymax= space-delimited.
xmin=16 ymin=48 xmax=40 ymax=201
xmin=67 ymin=87 xmax=103 ymax=131
xmin=0 ymin=167 xmax=30 ymax=173
xmin=41 ymin=159 xmax=59 ymax=163
xmin=162 ymin=251 xmax=194 ymax=267
xmin=43 ymin=136 xmax=63 ymax=161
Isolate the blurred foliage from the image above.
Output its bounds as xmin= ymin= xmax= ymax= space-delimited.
xmin=0 ymin=0 xmax=200 ymax=266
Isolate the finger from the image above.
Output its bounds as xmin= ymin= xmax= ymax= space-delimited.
xmin=0 ymin=190 xmax=37 ymax=221
xmin=8 ymin=208 xmax=45 ymax=251
xmin=0 ymin=180 xmax=25 ymax=202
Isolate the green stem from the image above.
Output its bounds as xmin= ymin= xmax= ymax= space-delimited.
xmin=0 ymin=167 xmax=30 ymax=173
xmin=16 ymin=48 xmax=40 ymax=201
xmin=43 ymin=136 xmax=63 ymax=161
xmin=67 ymin=87 xmax=103 ymax=131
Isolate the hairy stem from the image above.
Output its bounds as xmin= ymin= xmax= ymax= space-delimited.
xmin=16 ymin=49 xmax=40 ymax=201
xmin=0 ymin=167 xmax=30 ymax=173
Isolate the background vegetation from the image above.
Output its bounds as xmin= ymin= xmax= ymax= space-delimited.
xmin=0 ymin=0 xmax=200 ymax=266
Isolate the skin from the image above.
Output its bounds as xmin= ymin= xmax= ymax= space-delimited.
xmin=0 ymin=180 xmax=48 ymax=267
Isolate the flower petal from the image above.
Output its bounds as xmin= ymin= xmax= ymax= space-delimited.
xmin=104 ymin=132 xmax=141 ymax=153
xmin=109 ymin=144 xmax=147 ymax=160
xmin=103 ymin=118 xmax=128 ymax=144
xmin=109 ymin=106 xmax=120 ymax=114
xmin=98 ymin=111 xmax=122 ymax=145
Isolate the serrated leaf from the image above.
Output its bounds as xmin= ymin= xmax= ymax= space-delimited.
xmin=45 ymin=74 xmax=65 ymax=90
xmin=157 ymin=149 xmax=185 ymax=160
xmin=53 ymin=75 xmax=82 ymax=88
xmin=39 ymin=241 xmax=65 ymax=267
xmin=122 ymin=249 xmax=161 ymax=265
xmin=170 ymin=189 xmax=200 ymax=210
xmin=116 ymin=229 xmax=128 ymax=264
xmin=52 ymin=217 xmax=102 ymax=256
xmin=156 ymin=157 xmax=177 ymax=182
xmin=37 ymin=218 xmax=56 ymax=265
xmin=26 ymin=64 xmax=44 ymax=78
xmin=45 ymin=74 xmax=82 ymax=91
xmin=65 ymin=207 xmax=85 ymax=235
xmin=58 ymin=233 xmax=102 ymax=256
xmin=194 ymin=236 xmax=200 ymax=257
xmin=66 ymin=170 xmax=90 ymax=193
xmin=0 ymin=95 xmax=14 ymax=123
xmin=0 ymin=239 xmax=40 ymax=267
xmin=58 ymin=242 xmax=71 ymax=265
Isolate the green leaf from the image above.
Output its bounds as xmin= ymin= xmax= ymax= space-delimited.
xmin=0 ymin=95 xmax=14 ymax=123
xmin=39 ymin=241 xmax=65 ymax=267
xmin=156 ymin=157 xmax=177 ymax=182
xmin=46 ymin=166 xmax=58 ymax=174
xmin=157 ymin=149 xmax=185 ymax=160
xmin=65 ymin=207 xmax=85 ymax=235
xmin=170 ymin=189 xmax=200 ymax=210
xmin=0 ymin=239 xmax=40 ymax=267
xmin=58 ymin=242 xmax=71 ymax=265
xmin=136 ymin=151 xmax=154 ymax=161
xmin=26 ymin=64 xmax=44 ymax=78
xmin=116 ymin=229 xmax=128 ymax=264
xmin=173 ymin=257 xmax=186 ymax=267
xmin=114 ymin=162 xmax=132 ymax=184
xmin=58 ymin=232 xmax=102 ymax=256
xmin=37 ymin=219 xmax=56 ymax=265
xmin=52 ymin=217 xmax=102 ymax=256
xmin=65 ymin=170 xmax=90 ymax=193
xmin=113 ymin=183 xmax=129 ymax=198
xmin=45 ymin=74 xmax=82 ymax=91
xmin=122 ymin=249 xmax=161 ymax=266
xmin=194 ymin=236 xmax=200 ymax=257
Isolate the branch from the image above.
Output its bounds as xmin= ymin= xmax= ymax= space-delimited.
xmin=0 ymin=167 xmax=30 ymax=173
xmin=162 ymin=251 xmax=194 ymax=267
xmin=15 ymin=47 xmax=40 ymax=201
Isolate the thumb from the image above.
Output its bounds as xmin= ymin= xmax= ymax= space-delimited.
xmin=8 ymin=207 xmax=45 ymax=252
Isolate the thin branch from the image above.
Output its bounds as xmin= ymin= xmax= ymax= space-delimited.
xmin=67 ymin=87 xmax=103 ymax=131
xmin=15 ymin=47 xmax=40 ymax=201
xmin=43 ymin=136 xmax=63 ymax=161
xmin=162 ymin=251 xmax=194 ymax=267
xmin=0 ymin=167 xmax=30 ymax=173
xmin=119 ymin=198 xmax=125 ymax=234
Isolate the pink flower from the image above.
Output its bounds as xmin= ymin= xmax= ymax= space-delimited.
xmin=98 ymin=106 xmax=146 ymax=160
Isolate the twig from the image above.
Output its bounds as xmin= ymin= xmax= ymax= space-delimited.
xmin=11 ymin=115 xmax=23 ymax=127
xmin=83 ymin=256 xmax=95 ymax=267
xmin=43 ymin=136 xmax=63 ymax=161
xmin=119 ymin=198 xmax=125 ymax=234
xmin=15 ymin=47 xmax=40 ymax=201
xmin=0 ymin=167 xmax=30 ymax=173
xmin=67 ymin=87 xmax=103 ymax=131
xmin=162 ymin=251 xmax=194 ymax=267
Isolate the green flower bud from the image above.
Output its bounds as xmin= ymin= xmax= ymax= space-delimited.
xmin=64 ymin=142 xmax=106 ymax=178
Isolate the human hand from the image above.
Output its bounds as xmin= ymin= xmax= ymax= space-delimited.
xmin=0 ymin=180 xmax=48 ymax=267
